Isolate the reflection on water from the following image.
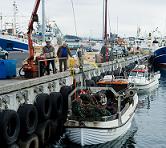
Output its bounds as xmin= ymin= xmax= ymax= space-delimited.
xmin=134 ymin=70 xmax=166 ymax=147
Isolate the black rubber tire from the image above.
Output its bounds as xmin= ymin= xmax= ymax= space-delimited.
xmin=18 ymin=134 xmax=39 ymax=148
xmin=36 ymin=120 xmax=51 ymax=147
xmin=100 ymin=72 xmax=106 ymax=77
xmin=0 ymin=110 xmax=20 ymax=145
xmin=35 ymin=93 xmax=52 ymax=121
xmin=91 ymin=76 xmax=98 ymax=83
xmin=106 ymin=71 xmax=112 ymax=75
xmin=49 ymin=120 xmax=58 ymax=143
xmin=60 ymin=86 xmax=72 ymax=122
xmin=85 ymin=79 xmax=95 ymax=87
xmin=49 ymin=92 xmax=63 ymax=120
xmin=7 ymin=143 xmax=19 ymax=148
xmin=17 ymin=104 xmax=38 ymax=135
xmin=54 ymin=119 xmax=64 ymax=141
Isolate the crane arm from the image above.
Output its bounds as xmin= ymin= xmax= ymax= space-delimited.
xmin=27 ymin=0 xmax=40 ymax=62
xmin=28 ymin=0 xmax=40 ymax=33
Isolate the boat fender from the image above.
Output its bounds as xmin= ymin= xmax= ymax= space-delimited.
xmin=36 ymin=120 xmax=51 ymax=146
xmin=17 ymin=104 xmax=38 ymax=135
xmin=79 ymin=121 xmax=85 ymax=127
xmin=49 ymin=120 xmax=58 ymax=142
xmin=18 ymin=134 xmax=39 ymax=148
xmin=128 ymin=90 xmax=135 ymax=97
xmin=53 ymin=119 xmax=64 ymax=141
xmin=85 ymin=80 xmax=95 ymax=87
xmin=35 ymin=93 xmax=52 ymax=121
xmin=49 ymin=92 xmax=63 ymax=120
xmin=100 ymin=72 xmax=106 ymax=78
xmin=91 ymin=76 xmax=99 ymax=83
xmin=130 ymin=83 xmax=135 ymax=88
xmin=60 ymin=86 xmax=72 ymax=121
xmin=0 ymin=110 xmax=20 ymax=145
xmin=8 ymin=143 xmax=19 ymax=148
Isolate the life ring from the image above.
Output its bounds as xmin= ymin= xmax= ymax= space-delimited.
xmin=126 ymin=90 xmax=135 ymax=97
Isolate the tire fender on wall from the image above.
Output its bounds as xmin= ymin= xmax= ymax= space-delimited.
xmin=0 ymin=110 xmax=20 ymax=145
xmin=17 ymin=104 xmax=38 ymax=135
xmin=35 ymin=93 xmax=52 ymax=121
xmin=49 ymin=92 xmax=63 ymax=120
xmin=18 ymin=134 xmax=39 ymax=148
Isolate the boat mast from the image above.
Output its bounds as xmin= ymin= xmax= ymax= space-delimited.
xmin=42 ymin=0 xmax=46 ymax=42
xmin=104 ymin=0 xmax=108 ymax=44
xmin=0 ymin=13 xmax=2 ymax=34
xmin=13 ymin=1 xmax=17 ymax=36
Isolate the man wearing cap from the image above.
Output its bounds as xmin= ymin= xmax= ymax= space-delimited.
xmin=57 ymin=42 xmax=72 ymax=72
xmin=42 ymin=40 xmax=56 ymax=75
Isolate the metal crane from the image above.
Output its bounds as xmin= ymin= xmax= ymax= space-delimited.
xmin=22 ymin=0 xmax=41 ymax=78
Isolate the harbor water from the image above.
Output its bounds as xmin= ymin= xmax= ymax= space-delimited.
xmin=56 ymin=70 xmax=166 ymax=148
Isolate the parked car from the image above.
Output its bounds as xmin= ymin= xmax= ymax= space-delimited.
xmin=0 ymin=47 xmax=8 ymax=59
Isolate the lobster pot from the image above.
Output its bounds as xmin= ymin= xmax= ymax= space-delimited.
xmin=0 ymin=60 xmax=16 ymax=79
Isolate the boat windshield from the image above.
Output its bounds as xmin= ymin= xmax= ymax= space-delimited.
xmin=137 ymin=72 xmax=144 ymax=77
xmin=129 ymin=72 xmax=137 ymax=76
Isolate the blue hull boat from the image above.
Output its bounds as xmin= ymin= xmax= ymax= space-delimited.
xmin=153 ymin=46 xmax=166 ymax=69
xmin=0 ymin=35 xmax=28 ymax=52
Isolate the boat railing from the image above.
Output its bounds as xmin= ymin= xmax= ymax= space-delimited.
xmin=114 ymin=76 xmax=126 ymax=80
xmin=68 ymin=114 xmax=118 ymax=122
xmin=101 ymin=114 xmax=118 ymax=121
xmin=68 ymin=86 xmax=120 ymax=117
xmin=121 ymin=103 xmax=130 ymax=115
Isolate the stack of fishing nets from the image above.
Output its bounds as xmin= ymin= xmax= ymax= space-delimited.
xmin=72 ymin=91 xmax=111 ymax=121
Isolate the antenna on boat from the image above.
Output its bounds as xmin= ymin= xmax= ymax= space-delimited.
xmin=0 ymin=12 xmax=2 ymax=34
xmin=42 ymin=0 xmax=46 ymax=42
xmin=70 ymin=0 xmax=78 ymax=36
xmin=13 ymin=1 xmax=18 ymax=36
xmin=104 ymin=0 xmax=108 ymax=44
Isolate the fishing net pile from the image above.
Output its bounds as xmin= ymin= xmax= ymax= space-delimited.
xmin=71 ymin=90 xmax=114 ymax=121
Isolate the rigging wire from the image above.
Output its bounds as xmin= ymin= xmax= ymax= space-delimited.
xmin=103 ymin=0 xmax=105 ymax=40
xmin=70 ymin=0 xmax=78 ymax=36
xmin=108 ymin=0 xmax=111 ymax=34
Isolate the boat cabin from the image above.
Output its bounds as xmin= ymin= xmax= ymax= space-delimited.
xmin=129 ymin=65 xmax=149 ymax=79
xmin=96 ymin=75 xmax=130 ymax=92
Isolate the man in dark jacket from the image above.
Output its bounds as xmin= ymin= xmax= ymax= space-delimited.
xmin=57 ymin=42 xmax=72 ymax=72
xmin=100 ymin=44 xmax=108 ymax=62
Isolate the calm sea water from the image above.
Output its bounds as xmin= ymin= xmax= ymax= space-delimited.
xmin=55 ymin=71 xmax=166 ymax=148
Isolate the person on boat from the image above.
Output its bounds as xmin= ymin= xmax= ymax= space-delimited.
xmin=100 ymin=44 xmax=109 ymax=62
xmin=57 ymin=42 xmax=72 ymax=72
xmin=77 ymin=44 xmax=85 ymax=55
xmin=77 ymin=44 xmax=85 ymax=65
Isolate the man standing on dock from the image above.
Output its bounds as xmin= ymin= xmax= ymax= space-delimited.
xmin=57 ymin=42 xmax=72 ymax=72
xmin=42 ymin=39 xmax=56 ymax=75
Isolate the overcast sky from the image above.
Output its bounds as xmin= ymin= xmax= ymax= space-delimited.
xmin=1 ymin=0 xmax=166 ymax=38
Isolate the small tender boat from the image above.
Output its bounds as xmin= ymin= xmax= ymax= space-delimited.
xmin=65 ymin=80 xmax=138 ymax=146
xmin=128 ymin=65 xmax=160 ymax=91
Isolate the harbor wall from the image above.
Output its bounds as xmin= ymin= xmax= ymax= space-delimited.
xmin=0 ymin=54 xmax=147 ymax=111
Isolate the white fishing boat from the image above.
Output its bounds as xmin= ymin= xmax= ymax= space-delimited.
xmin=65 ymin=81 xmax=138 ymax=146
xmin=128 ymin=65 xmax=160 ymax=91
